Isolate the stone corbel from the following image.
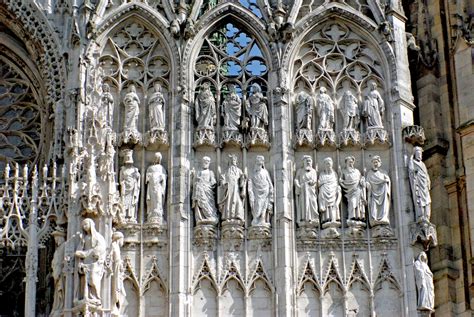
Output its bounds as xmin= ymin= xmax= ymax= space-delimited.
xmin=410 ymin=220 xmax=438 ymax=250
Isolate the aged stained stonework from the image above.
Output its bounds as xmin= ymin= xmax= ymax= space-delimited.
xmin=0 ymin=0 xmax=472 ymax=316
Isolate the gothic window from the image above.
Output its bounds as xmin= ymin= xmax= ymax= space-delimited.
xmin=0 ymin=55 xmax=44 ymax=171
xmin=193 ymin=22 xmax=268 ymax=147
xmin=99 ymin=19 xmax=171 ymax=139
xmin=292 ymin=21 xmax=388 ymax=146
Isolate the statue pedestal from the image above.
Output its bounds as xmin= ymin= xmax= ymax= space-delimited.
xmin=294 ymin=128 xmax=314 ymax=148
xmin=410 ymin=219 xmax=437 ymax=250
xmin=315 ymin=129 xmax=336 ymax=147
xmin=248 ymin=224 xmax=271 ymax=239
xmin=221 ymin=129 xmax=243 ymax=147
xmin=194 ymin=127 xmax=216 ymax=147
xmin=297 ymin=222 xmax=319 ymax=240
xmin=119 ymin=129 xmax=142 ymax=146
xmin=339 ymin=129 xmax=361 ymax=147
xmin=346 ymin=220 xmax=366 ymax=238
xmin=194 ymin=224 xmax=217 ymax=248
xmin=321 ymin=222 xmax=341 ymax=238
xmin=246 ymin=127 xmax=270 ymax=149
xmin=371 ymin=224 xmax=394 ymax=238
xmin=365 ymin=127 xmax=388 ymax=145
xmin=145 ymin=128 xmax=168 ymax=146
xmin=72 ymin=299 xmax=103 ymax=317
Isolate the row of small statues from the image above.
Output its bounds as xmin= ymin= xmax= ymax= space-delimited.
xmin=296 ymin=83 xmax=386 ymax=134
xmin=118 ymin=146 xmax=431 ymax=235
xmin=50 ymin=218 xmax=434 ymax=315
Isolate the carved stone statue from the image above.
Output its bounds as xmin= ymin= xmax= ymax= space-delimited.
xmin=123 ymin=84 xmax=140 ymax=134
xmin=408 ymin=146 xmax=431 ymax=222
xmin=75 ymin=218 xmax=106 ymax=306
xmin=318 ymin=157 xmax=341 ymax=226
xmin=363 ymin=82 xmax=384 ymax=128
xmin=146 ymin=152 xmax=167 ymax=224
xmin=221 ymin=84 xmax=242 ymax=131
xmin=339 ymin=156 xmax=366 ymax=224
xmin=340 ymin=90 xmax=359 ymax=131
xmin=366 ymin=156 xmax=391 ymax=226
xmin=316 ymin=87 xmax=335 ymax=131
xmin=51 ymin=230 xmax=66 ymax=317
xmin=413 ymin=252 xmax=435 ymax=312
xmin=218 ymin=154 xmax=246 ymax=222
xmin=120 ymin=150 xmax=140 ymax=223
xmin=246 ymin=83 xmax=268 ymax=130
xmin=195 ymin=82 xmax=216 ymax=129
xmin=295 ymin=91 xmax=313 ymax=131
xmin=149 ymin=82 xmax=165 ymax=130
xmin=101 ymin=83 xmax=114 ymax=128
xmin=192 ymin=156 xmax=218 ymax=225
xmin=110 ymin=231 xmax=126 ymax=316
xmin=294 ymin=155 xmax=318 ymax=225
xmin=248 ymin=155 xmax=273 ymax=226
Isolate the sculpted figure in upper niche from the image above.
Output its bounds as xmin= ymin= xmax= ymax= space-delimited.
xmin=218 ymin=154 xmax=246 ymax=222
xmin=294 ymin=155 xmax=319 ymax=225
xmin=295 ymin=91 xmax=313 ymax=131
xmin=246 ymin=83 xmax=268 ymax=130
xmin=408 ymin=146 xmax=431 ymax=222
xmin=248 ymin=155 xmax=273 ymax=226
xmin=148 ymin=82 xmax=165 ymax=130
xmin=221 ymin=84 xmax=242 ymax=131
xmin=340 ymin=90 xmax=360 ymax=131
xmin=316 ymin=87 xmax=335 ymax=131
xmin=363 ymin=82 xmax=385 ymax=128
xmin=195 ymin=82 xmax=216 ymax=129
xmin=192 ymin=156 xmax=218 ymax=225
xmin=100 ymin=83 xmax=114 ymax=128
xmin=123 ymin=84 xmax=140 ymax=133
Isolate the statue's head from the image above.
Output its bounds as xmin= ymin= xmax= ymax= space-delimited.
xmin=297 ymin=91 xmax=307 ymax=102
xmin=128 ymin=84 xmax=136 ymax=93
xmin=371 ymin=155 xmax=382 ymax=169
xmin=102 ymin=83 xmax=110 ymax=92
xmin=154 ymin=82 xmax=162 ymax=92
xmin=251 ymin=83 xmax=261 ymax=93
xmin=202 ymin=156 xmax=211 ymax=168
xmin=369 ymin=82 xmax=377 ymax=90
xmin=52 ymin=228 xmax=66 ymax=245
xmin=345 ymin=156 xmax=355 ymax=167
xmin=123 ymin=149 xmax=134 ymax=164
xmin=256 ymin=155 xmax=265 ymax=168
xmin=82 ymin=218 xmax=95 ymax=233
xmin=413 ymin=146 xmax=423 ymax=161
xmin=319 ymin=87 xmax=327 ymax=94
xmin=112 ymin=231 xmax=124 ymax=244
xmin=228 ymin=154 xmax=238 ymax=166
xmin=302 ymin=155 xmax=312 ymax=167
xmin=154 ymin=152 xmax=162 ymax=164
xmin=323 ymin=157 xmax=333 ymax=170
xmin=417 ymin=251 xmax=428 ymax=263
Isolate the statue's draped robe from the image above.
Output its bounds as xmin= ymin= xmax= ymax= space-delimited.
xmin=364 ymin=90 xmax=384 ymax=128
xmin=366 ymin=168 xmax=390 ymax=225
xmin=249 ymin=168 xmax=273 ymax=225
xmin=219 ymin=165 xmax=245 ymax=221
xmin=318 ymin=170 xmax=340 ymax=222
xmin=146 ymin=164 xmax=167 ymax=222
xmin=193 ymin=169 xmax=218 ymax=223
xmin=149 ymin=91 xmax=165 ymax=129
xmin=295 ymin=168 xmax=318 ymax=224
xmin=340 ymin=168 xmax=365 ymax=220
xmin=222 ymin=93 xmax=241 ymax=130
